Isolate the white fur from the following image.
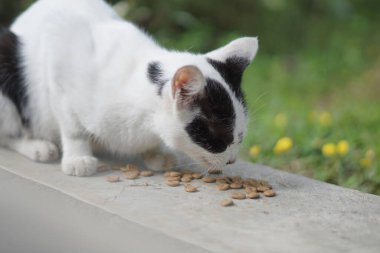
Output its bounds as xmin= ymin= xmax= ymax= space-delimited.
xmin=0 ymin=0 xmax=258 ymax=176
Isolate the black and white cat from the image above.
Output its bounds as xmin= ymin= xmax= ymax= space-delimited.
xmin=0 ymin=0 xmax=258 ymax=176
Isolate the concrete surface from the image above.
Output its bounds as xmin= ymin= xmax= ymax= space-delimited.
xmin=0 ymin=168 xmax=210 ymax=253
xmin=0 ymin=148 xmax=380 ymax=253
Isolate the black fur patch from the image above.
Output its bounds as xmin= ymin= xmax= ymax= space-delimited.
xmin=147 ymin=61 xmax=167 ymax=96
xmin=0 ymin=27 xmax=28 ymax=125
xmin=185 ymin=78 xmax=235 ymax=153
xmin=207 ymin=56 xmax=249 ymax=106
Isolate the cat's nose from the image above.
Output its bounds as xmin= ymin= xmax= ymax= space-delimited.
xmin=226 ymin=159 xmax=236 ymax=165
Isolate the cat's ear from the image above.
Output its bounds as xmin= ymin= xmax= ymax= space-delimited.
xmin=172 ymin=65 xmax=205 ymax=109
xmin=206 ymin=37 xmax=258 ymax=64
xmin=206 ymin=37 xmax=258 ymax=90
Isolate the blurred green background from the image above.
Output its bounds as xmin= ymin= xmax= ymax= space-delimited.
xmin=1 ymin=0 xmax=379 ymax=194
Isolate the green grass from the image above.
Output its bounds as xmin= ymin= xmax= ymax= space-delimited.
xmin=241 ymin=50 xmax=380 ymax=195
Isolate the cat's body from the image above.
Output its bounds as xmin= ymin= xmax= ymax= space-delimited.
xmin=0 ymin=0 xmax=258 ymax=176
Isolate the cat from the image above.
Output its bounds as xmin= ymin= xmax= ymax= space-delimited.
xmin=0 ymin=0 xmax=258 ymax=176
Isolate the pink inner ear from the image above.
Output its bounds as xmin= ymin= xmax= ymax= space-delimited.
xmin=172 ymin=67 xmax=194 ymax=98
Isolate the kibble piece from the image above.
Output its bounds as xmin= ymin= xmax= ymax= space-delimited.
xmin=167 ymin=176 xmax=181 ymax=181
xmin=217 ymin=183 xmax=230 ymax=191
xmin=181 ymin=176 xmax=192 ymax=182
xmin=246 ymin=192 xmax=260 ymax=199
xmin=182 ymin=170 xmax=193 ymax=175
xmin=184 ymin=184 xmax=198 ymax=192
xmin=231 ymin=176 xmax=243 ymax=183
xmin=106 ymin=175 xmax=120 ymax=182
xmin=124 ymin=170 xmax=140 ymax=179
xmin=123 ymin=164 xmax=140 ymax=172
xmin=257 ymin=185 xmax=271 ymax=192
xmin=260 ymin=180 xmax=272 ymax=188
xmin=220 ymin=199 xmax=234 ymax=207
xmin=216 ymin=178 xmax=227 ymax=185
xmin=230 ymin=192 xmax=246 ymax=200
xmin=244 ymin=178 xmax=259 ymax=187
xmin=169 ymin=171 xmax=182 ymax=177
xmin=182 ymin=173 xmax=193 ymax=178
xmin=166 ymin=180 xmax=180 ymax=187
xmin=192 ymin=173 xmax=203 ymax=179
xmin=230 ymin=182 xmax=243 ymax=189
xmin=245 ymin=186 xmax=257 ymax=193
xmin=202 ymin=177 xmax=216 ymax=183
xmin=223 ymin=177 xmax=233 ymax=184
xmin=140 ymin=170 xmax=154 ymax=177
xmin=263 ymin=189 xmax=276 ymax=197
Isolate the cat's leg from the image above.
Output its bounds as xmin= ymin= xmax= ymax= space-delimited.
xmin=143 ymin=149 xmax=177 ymax=172
xmin=2 ymin=136 xmax=60 ymax=162
xmin=60 ymin=131 xmax=98 ymax=177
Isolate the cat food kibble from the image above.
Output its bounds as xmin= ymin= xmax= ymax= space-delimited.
xmin=217 ymin=183 xmax=230 ymax=191
xmin=101 ymin=163 xmax=277 ymax=207
xmin=184 ymin=184 xmax=198 ymax=192
xmin=202 ymin=177 xmax=216 ymax=183
xmin=192 ymin=172 xmax=203 ymax=179
xmin=106 ymin=175 xmax=120 ymax=182
xmin=220 ymin=199 xmax=234 ymax=207
xmin=257 ymin=185 xmax=271 ymax=192
xmin=166 ymin=180 xmax=180 ymax=187
xmin=140 ymin=170 xmax=154 ymax=177
xmin=124 ymin=170 xmax=140 ymax=179
xmin=246 ymin=192 xmax=260 ymax=199
xmin=230 ymin=182 xmax=243 ymax=189
xmin=169 ymin=171 xmax=182 ymax=177
xmin=245 ymin=186 xmax=257 ymax=193
xmin=181 ymin=176 xmax=192 ymax=182
xmin=230 ymin=192 xmax=246 ymax=200
xmin=223 ymin=177 xmax=233 ymax=184
xmin=215 ymin=179 xmax=226 ymax=185
xmin=167 ymin=176 xmax=181 ymax=181
xmin=182 ymin=170 xmax=193 ymax=175
xmin=263 ymin=189 xmax=276 ymax=197
xmin=123 ymin=164 xmax=140 ymax=172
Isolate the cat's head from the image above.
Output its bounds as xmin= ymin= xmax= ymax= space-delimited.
xmin=149 ymin=37 xmax=258 ymax=171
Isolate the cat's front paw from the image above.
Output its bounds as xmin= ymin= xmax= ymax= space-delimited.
xmin=143 ymin=152 xmax=176 ymax=172
xmin=23 ymin=140 xmax=60 ymax=162
xmin=62 ymin=156 xmax=98 ymax=177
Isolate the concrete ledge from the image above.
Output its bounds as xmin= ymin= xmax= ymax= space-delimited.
xmin=0 ymin=148 xmax=379 ymax=253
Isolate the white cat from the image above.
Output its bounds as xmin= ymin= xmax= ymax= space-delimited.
xmin=0 ymin=0 xmax=258 ymax=176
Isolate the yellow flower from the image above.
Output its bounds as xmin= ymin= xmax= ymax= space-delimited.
xmin=337 ymin=140 xmax=349 ymax=156
xmin=319 ymin=111 xmax=332 ymax=126
xmin=273 ymin=137 xmax=293 ymax=154
xmin=360 ymin=158 xmax=372 ymax=168
xmin=274 ymin=113 xmax=288 ymax=128
xmin=322 ymin=143 xmax=336 ymax=157
xmin=249 ymin=145 xmax=261 ymax=157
